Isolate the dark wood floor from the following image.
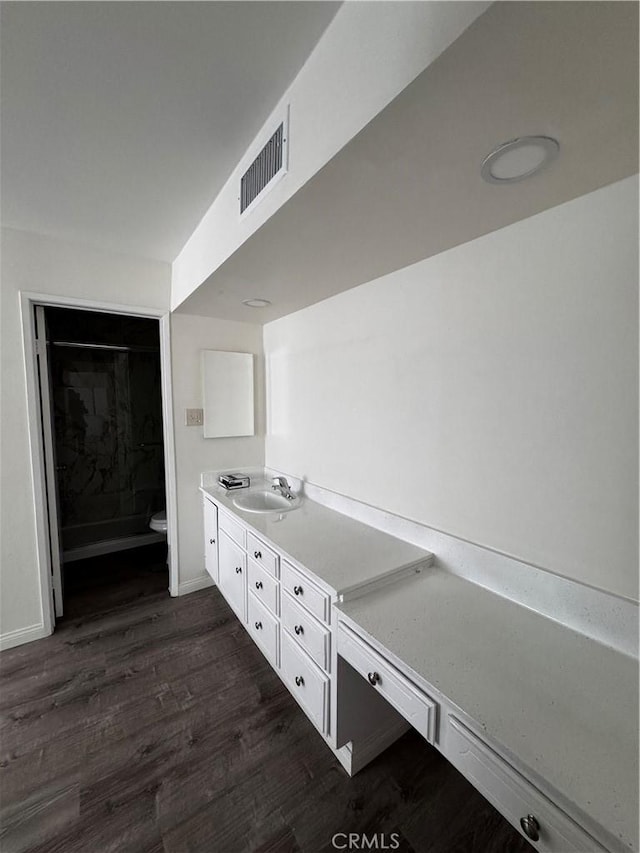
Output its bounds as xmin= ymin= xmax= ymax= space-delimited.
xmin=0 ymin=547 xmax=532 ymax=853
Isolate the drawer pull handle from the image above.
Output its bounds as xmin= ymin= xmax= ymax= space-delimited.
xmin=520 ymin=815 xmax=540 ymax=842
xmin=255 ymin=581 xmax=263 ymax=590
xmin=209 ymin=538 xmax=215 ymax=545
xmin=368 ymin=671 xmax=381 ymax=686
xmin=235 ymin=566 xmax=242 ymax=574
xmin=293 ymin=585 xmax=303 ymax=596
xmin=255 ymin=621 xmax=262 ymax=630
xmin=294 ymin=625 xmax=304 ymax=635
xmin=254 ymin=550 xmax=262 ymax=559
xmin=295 ymin=675 xmax=304 ymax=687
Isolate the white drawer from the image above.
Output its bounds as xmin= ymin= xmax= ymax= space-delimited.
xmin=281 ymin=630 xmax=329 ymax=735
xmin=247 ymin=531 xmax=279 ymax=577
xmin=248 ymin=558 xmax=279 ymax=616
xmin=281 ymin=591 xmax=330 ymax=672
xmin=281 ymin=561 xmax=330 ymax=624
xmin=247 ymin=592 xmax=279 ymax=668
xmin=218 ymin=509 xmax=246 ymax=549
xmin=446 ymin=717 xmax=607 ymax=852
xmin=337 ymin=622 xmax=437 ymax=744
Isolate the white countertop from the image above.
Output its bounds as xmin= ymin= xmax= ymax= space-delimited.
xmin=200 ymin=481 xmax=432 ymax=595
xmin=336 ymin=569 xmax=639 ymax=852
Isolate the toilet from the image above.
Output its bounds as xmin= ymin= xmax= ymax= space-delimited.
xmin=149 ymin=509 xmax=167 ymax=534
xmin=150 ymin=510 xmax=169 ymax=567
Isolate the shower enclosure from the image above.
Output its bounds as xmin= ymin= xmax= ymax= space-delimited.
xmin=44 ymin=308 xmax=166 ymax=561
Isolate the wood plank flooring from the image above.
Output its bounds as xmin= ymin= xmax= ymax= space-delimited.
xmin=0 ymin=548 xmax=532 ymax=853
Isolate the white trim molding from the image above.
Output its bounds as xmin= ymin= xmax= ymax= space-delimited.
xmin=178 ymin=575 xmax=215 ymax=596
xmin=18 ymin=292 xmax=180 ymax=643
xmin=0 ymin=623 xmax=50 ymax=652
xmin=159 ymin=313 xmax=180 ymax=597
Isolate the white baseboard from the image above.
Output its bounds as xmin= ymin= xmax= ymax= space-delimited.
xmin=0 ymin=622 xmax=50 ymax=651
xmin=1 ymin=578 xmax=213 ymax=647
xmin=177 ymin=574 xmax=215 ymax=596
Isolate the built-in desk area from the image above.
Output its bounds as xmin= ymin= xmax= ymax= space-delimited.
xmin=336 ymin=569 xmax=638 ymax=853
xmin=201 ymin=468 xmax=638 ymax=853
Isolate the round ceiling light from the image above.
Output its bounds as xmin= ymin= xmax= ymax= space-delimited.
xmin=481 ymin=136 xmax=559 ymax=184
xmin=242 ymin=298 xmax=271 ymax=308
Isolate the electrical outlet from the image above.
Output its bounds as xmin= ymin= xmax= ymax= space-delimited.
xmin=185 ymin=408 xmax=203 ymax=427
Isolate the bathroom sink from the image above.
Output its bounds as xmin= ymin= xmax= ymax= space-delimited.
xmin=232 ymin=489 xmax=301 ymax=514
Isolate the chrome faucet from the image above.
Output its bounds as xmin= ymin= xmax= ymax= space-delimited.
xmin=272 ymin=476 xmax=295 ymax=500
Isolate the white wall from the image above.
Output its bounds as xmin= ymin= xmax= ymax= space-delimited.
xmin=170 ymin=313 xmax=264 ymax=591
xmin=0 ymin=227 xmax=170 ymax=644
xmin=171 ymin=1 xmax=489 ymax=308
xmin=0 ymin=229 xmax=267 ymax=644
xmin=264 ymin=177 xmax=639 ymax=602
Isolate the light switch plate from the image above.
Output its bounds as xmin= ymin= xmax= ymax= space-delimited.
xmin=185 ymin=408 xmax=203 ymax=427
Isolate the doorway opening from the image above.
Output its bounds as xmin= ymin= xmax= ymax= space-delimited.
xmin=33 ymin=303 xmax=173 ymax=621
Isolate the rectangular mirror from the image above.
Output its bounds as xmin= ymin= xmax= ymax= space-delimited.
xmin=201 ymin=350 xmax=255 ymax=438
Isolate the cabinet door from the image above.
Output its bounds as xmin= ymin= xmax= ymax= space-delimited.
xmin=247 ymin=592 xmax=279 ymax=668
xmin=203 ymin=498 xmax=218 ymax=582
xmin=218 ymin=530 xmax=247 ymax=622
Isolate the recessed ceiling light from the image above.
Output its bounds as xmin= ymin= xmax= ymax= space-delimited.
xmin=242 ymin=299 xmax=271 ymax=308
xmin=481 ymin=136 xmax=559 ymax=184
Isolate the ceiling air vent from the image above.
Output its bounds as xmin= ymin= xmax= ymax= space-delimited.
xmin=239 ymin=108 xmax=289 ymax=218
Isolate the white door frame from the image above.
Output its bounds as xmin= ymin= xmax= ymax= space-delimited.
xmin=34 ymin=306 xmax=65 ymax=618
xmin=20 ymin=292 xmax=180 ymax=637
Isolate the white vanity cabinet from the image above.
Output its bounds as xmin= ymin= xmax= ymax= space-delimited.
xmin=205 ymin=494 xmax=334 ymax=739
xmin=200 ymin=479 xmax=636 ymax=853
xmin=199 ymin=484 xmax=436 ymax=777
xmin=279 ymin=558 xmax=332 ymax=734
xmin=218 ymin=529 xmax=247 ymax=622
xmin=203 ymin=497 xmax=218 ymax=582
